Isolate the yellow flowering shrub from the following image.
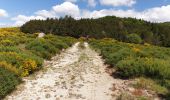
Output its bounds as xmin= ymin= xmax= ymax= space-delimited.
xmin=127 ymin=43 xmax=134 ymax=47
xmin=0 ymin=31 xmax=15 ymax=37
xmin=144 ymin=43 xmax=151 ymax=46
xmin=0 ymin=52 xmax=21 ymax=59
xmin=0 ymin=61 xmax=20 ymax=99
xmin=0 ymin=61 xmax=19 ymax=75
xmin=0 ymin=27 xmax=20 ymax=33
xmin=21 ymin=59 xmax=37 ymax=77
xmin=0 ymin=27 xmax=76 ymax=97
xmin=0 ymin=39 xmax=15 ymax=46
xmin=132 ymin=47 xmax=141 ymax=52
xmin=34 ymin=32 xmax=39 ymax=37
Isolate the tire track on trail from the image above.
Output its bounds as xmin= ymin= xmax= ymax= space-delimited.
xmin=5 ymin=42 xmax=140 ymax=100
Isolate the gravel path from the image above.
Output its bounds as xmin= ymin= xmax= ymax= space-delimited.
xmin=4 ymin=42 xmax=158 ymax=100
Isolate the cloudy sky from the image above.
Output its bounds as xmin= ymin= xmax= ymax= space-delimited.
xmin=0 ymin=0 xmax=170 ymax=27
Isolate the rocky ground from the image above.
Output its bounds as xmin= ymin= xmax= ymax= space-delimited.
xmin=5 ymin=42 xmax=160 ymax=100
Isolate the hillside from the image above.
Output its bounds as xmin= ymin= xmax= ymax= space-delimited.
xmin=0 ymin=28 xmax=76 ymax=99
xmin=21 ymin=16 xmax=170 ymax=47
xmin=1 ymin=0 xmax=170 ymax=99
xmin=0 ymin=28 xmax=170 ymax=100
xmin=89 ymin=38 xmax=170 ymax=99
xmin=4 ymin=41 xmax=168 ymax=100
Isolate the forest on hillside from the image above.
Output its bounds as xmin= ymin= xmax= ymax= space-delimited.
xmin=21 ymin=16 xmax=170 ymax=47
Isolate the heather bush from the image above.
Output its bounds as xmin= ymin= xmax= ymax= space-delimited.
xmin=0 ymin=46 xmax=20 ymax=52
xmin=133 ymin=77 xmax=168 ymax=95
xmin=21 ymin=59 xmax=38 ymax=76
xmin=89 ymin=38 xmax=170 ymax=98
xmin=0 ymin=27 xmax=76 ymax=98
xmin=116 ymin=58 xmax=170 ymax=79
xmin=126 ymin=34 xmax=142 ymax=44
xmin=0 ymin=64 xmax=20 ymax=99
xmin=0 ymin=52 xmax=43 ymax=71
xmin=25 ymin=38 xmax=57 ymax=59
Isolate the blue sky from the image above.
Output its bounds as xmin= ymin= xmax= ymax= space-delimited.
xmin=0 ymin=0 xmax=170 ymax=27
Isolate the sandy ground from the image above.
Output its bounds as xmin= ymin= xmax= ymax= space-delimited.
xmin=5 ymin=42 xmax=159 ymax=100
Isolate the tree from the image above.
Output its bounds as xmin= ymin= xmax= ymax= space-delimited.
xmin=141 ymin=32 xmax=153 ymax=43
xmin=20 ymin=15 xmax=170 ymax=47
xmin=126 ymin=34 xmax=142 ymax=44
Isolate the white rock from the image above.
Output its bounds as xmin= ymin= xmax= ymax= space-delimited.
xmin=38 ymin=32 xmax=45 ymax=38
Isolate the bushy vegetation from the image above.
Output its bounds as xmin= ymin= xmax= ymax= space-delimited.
xmin=89 ymin=38 xmax=170 ymax=97
xmin=26 ymin=38 xmax=59 ymax=59
xmin=0 ymin=27 xmax=76 ymax=98
xmin=133 ymin=77 xmax=168 ymax=95
xmin=126 ymin=34 xmax=142 ymax=44
xmin=0 ymin=63 xmax=21 ymax=99
xmin=21 ymin=16 xmax=170 ymax=47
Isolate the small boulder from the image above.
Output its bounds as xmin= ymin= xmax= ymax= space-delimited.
xmin=38 ymin=32 xmax=45 ymax=38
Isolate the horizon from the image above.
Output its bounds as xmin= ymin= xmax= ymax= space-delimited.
xmin=0 ymin=0 xmax=170 ymax=27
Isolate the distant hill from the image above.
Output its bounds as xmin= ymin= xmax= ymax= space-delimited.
xmin=21 ymin=16 xmax=170 ymax=47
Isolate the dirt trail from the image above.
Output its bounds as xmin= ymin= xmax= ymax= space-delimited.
xmin=4 ymin=42 xmax=157 ymax=100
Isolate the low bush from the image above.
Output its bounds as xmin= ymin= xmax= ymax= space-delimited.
xmin=21 ymin=59 xmax=38 ymax=76
xmin=103 ymin=48 xmax=135 ymax=66
xmin=133 ymin=77 xmax=168 ymax=95
xmin=26 ymin=35 xmax=76 ymax=59
xmin=0 ymin=27 xmax=76 ymax=98
xmin=89 ymin=39 xmax=170 ymax=80
xmin=0 ymin=51 xmax=43 ymax=76
xmin=26 ymin=38 xmax=60 ymax=59
xmin=116 ymin=58 xmax=170 ymax=79
xmin=126 ymin=34 xmax=142 ymax=44
xmin=0 ymin=46 xmax=21 ymax=52
xmin=89 ymin=38 xmax=170 ymax=98
xmin=0 ymin=63 xmax=20 ymax=99
xmin=0 ymin=40 xmax=15 ymax=46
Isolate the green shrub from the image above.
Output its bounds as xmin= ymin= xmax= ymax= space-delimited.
xmin=0 ymin=40 xmax=15 ymax=46
xmin=21 ymin=59 xmax=38 ymax=77
xmin=89 ymin=38 xmax=170 ymax=98
xmin=0 ymin=52 xmax=43 ymax=69
xmin=0 ymin=46 xmax=20 ymax=52
xmin=0 ymin=65 xmax=20 ymax=99
xmin=103 ymin=48 xmax=135 ymax=66
xmin=25 ymin=38 xmax=58 ymax=59
xmin=133 ymin=77 xmax=168 ymax=95
xmin=89 ymin=39 xmax=170 ymax=79
xmin=0 ymin=52 xmax=22 ymax=67
xmin=116 ymin=58 xmax=170 ymax=79
xmin=44 ymin=34 xmax=76 ymax=47
xmin=126 ymin=34 xmax=142 ymax=44
xmin=0 ymin=28 xmax=76 ymax=99
xmin=48 ymin=40 xmax=68 ymax=50
xmin=25 ymin=36 xmax=75 ymax=59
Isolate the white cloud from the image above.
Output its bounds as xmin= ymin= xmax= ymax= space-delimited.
xmin=64 ymin=0 xmax=97 ymax=7
xmin=0 ymin=22 xmax=15 ymax=28
xmin=100 ymin=0 xmax=136 ymax=7
xmin=11 ymin=15 xmax=45 ymax=26
xmin=11 ymin=2 xmax=80 ymax=26
xmin=64 ymin=0 xmax=77 ymax=3
xmin=81 ymin=5 xmax=170 ymax=22
xmin=10 ymin=2 xmax=170 ymax=27
xmin=53 ymin=2 xmax=80 ymax=17
xmin=88 ymin=0 xmax=97 ymax=7
xmin=81 ymin=9 xmax=137 ymax=19
xmin=0 ymin=9 xmax=8 ymax=17
xmin=36 ymin=2 xmax=80 ymax=18
xmin=141 ymin=5 xmax=170 ymax=22
xmin=0 ymin=23 xmax=7 ymax=27
xmin=35 ymin=10 xmax=56 ymax=18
